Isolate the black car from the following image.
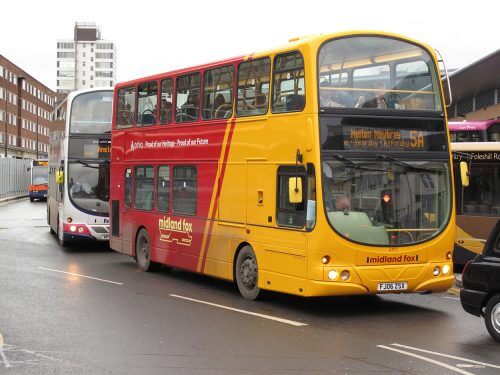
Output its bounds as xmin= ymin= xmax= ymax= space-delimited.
xmin=461 ymin=220 xmax=500 ymax=342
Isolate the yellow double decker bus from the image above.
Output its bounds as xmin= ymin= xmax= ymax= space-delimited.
xmin=110 ymin=31 xmax=455 ymax=299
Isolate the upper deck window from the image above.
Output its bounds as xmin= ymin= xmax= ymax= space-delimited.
xmin=272 ymin=52 xmax=305 ymax=113
xmin=70 ymin=91 xmax=113 ymax=134
xmin=137 ymin=81 xmax=158 ymax=127
xmin=237 ymin=58 xmax=270 ymax=117
xmin=159 ymin=78 xmax=173 ymax=125
xmin=203 ymin=65 xmax=234 ymax=120
xmin=116 ymin=87 xmax=136 ymax=128
xmin=318 ymin=36 xmax=443 ymax=112
xmin=175 ymin=73 xmax=200 ymax=123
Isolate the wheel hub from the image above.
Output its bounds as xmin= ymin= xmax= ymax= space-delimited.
xmin=240 ymin=258 xmax=256 ymax=289
xmin=492 ymin=303 xmax=500 ymax=333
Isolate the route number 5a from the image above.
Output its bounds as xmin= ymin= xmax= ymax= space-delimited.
xmin=410 ymin=131 xmax=424 ymax=149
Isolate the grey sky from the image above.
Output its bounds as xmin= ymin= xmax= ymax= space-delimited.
xmin=2 ymin=0 xmax=498 ymax=91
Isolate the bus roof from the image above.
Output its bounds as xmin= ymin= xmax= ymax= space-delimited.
xmin=448 ymin=120 xmax=500 ymax=131
xmin=115 ymin=30 xmax=435 ymax=89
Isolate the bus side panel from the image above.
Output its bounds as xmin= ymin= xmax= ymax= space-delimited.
xmin=217 ymin=163 xmax=246 ymax=224
xmin=455 ymin=214 xmax=497 ymax=264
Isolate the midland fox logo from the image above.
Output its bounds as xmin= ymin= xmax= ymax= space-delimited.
xmin=158 ymin=216 xmax=193 ymax=246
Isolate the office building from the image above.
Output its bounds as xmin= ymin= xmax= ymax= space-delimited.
xmin=56 ymin=22 xmax=117 ymax=94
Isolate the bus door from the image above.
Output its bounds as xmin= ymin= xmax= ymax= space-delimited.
xmin=121 ymin=167 xmax=134 ymax=255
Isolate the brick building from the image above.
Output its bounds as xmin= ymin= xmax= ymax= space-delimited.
xmin=0 ymin=54 xmax=56 ymax=159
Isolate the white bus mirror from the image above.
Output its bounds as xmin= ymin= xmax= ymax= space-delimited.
xmin=288 ymin=177 xmax=303 ymax=203
xmin=56 ymin=171 xmax=64 ymax=185
xmin=460 ymin=161 xmax=469 ymax=187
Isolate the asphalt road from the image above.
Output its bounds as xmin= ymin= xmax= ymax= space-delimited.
xmin=1 ymin=199 xmax=499 ymax=374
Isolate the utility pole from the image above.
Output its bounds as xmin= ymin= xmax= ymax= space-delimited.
xmin=3 ymin=86 xmax=8 ymax=157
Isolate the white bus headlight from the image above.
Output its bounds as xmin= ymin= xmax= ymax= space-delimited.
xmin=433 ymin=266 xmax=440 ymax=276
xmin=442 ymin=264 xmax=450 ymax=275
xmin=328 ymin=270 xmax=338 ymax=280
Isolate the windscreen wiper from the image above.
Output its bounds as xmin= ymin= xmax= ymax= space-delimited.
xmin=332 ymin=154 xmax=388 ymax=172
xmin=375 ymin=154 xmax=440 ymax=172
xmin=74 ymin=159 xmax=99 ymax=169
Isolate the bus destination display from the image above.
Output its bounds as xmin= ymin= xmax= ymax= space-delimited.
xmin=343 ymin=127 xmax=426 ymax=151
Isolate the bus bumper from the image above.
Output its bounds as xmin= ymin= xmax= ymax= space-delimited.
xmin=29 ymin=192 xmax=47 ymax=200
xmin=307 ymin=280 xmax=369 ymax=297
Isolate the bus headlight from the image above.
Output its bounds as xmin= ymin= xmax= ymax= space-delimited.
xmin=433 ymin=266 xmax=440 ymax=276
xmin=77 ymin=227 xmax=84 ymax=233
xmin=442 ymin=264 xmax=450 ymax=275
xmin=69 ymin=225 xmax=77 ymax=232
xmin=341 ymin=270 xmax=350 ymax=281
xmin=328 ymin=270 xmax=338 ymax=280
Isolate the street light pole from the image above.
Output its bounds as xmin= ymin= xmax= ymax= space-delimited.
xmin=3 ymin=86 xmax=7 ymax=157
xmin=36 ymin=104 xmax=39 ymax=159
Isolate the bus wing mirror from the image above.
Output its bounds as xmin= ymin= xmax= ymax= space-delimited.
xmin=56 ymin=171 xmax=64 ymax=185
xmin=460 ymin=161 xmax=469 ymax=187
xmin=288 ymin=177 xmax=303 ymax=203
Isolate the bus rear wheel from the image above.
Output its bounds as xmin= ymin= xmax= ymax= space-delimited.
xmin=136 ymin=229 xmax=157 ymax=272
xmin=235 ymin=246 xmax=260 ymax=300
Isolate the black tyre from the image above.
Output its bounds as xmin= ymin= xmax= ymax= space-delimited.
xmin=57 ymin=218 xmax=67 ymax=247
xmin=136 ymin=229 xmax=157 ymax=272
xmin=235 ymin=246 xmax=260 ymax=300
xmin=485 ymin=294 xmax=500 ymax=342
xmin=30 ymin=196 xmax=34 ymax=202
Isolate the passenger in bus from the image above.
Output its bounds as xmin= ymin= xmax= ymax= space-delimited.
xmin=182 ymin=92 xmax=198 ymax=119
xmin=320 ymin=81 xmax=353 ymax=108
xmin=213 ymin=94 xmax=227 ymax=119
xmin=160 ymin=99 xmax=171 ymax=123
xmin=360 ymin=81 xmax=388 ymax=109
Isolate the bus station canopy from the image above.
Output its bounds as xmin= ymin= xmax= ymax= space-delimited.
xmin=443 ymin=48 xmax=500 ymax=103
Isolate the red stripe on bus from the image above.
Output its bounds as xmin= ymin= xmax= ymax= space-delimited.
xmin=200 ymin=119 xmax=236 ymax=272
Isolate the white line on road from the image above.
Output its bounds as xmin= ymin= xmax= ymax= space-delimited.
xmin=170 ymin=294 xmax=307 ymax=327
xmin=0 ymin=333 xmax=12 ymax=368
xmin=38 ymin=267 xmax=123 ymax=285
xmin=390 ymin=343 xmax=500 ymax=369
xmin=377 ymin=345 xmax=475 ymax=375
xmin=443 ymin=296 xmax=460 ymax=300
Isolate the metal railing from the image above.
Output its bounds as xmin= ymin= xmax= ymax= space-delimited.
xmin=0 ymin=158 xmax=30 ymax=200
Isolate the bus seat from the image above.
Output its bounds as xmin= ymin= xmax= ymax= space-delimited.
xmin=464 ymin=205 xmax=476 ymax=214
xmin=286 ymin=95 xmax=305 ymax=111
xmin=142 ymin=113 xmax=155 ymax=125
xmin=478 ymin=205 xmax=489 ymax=214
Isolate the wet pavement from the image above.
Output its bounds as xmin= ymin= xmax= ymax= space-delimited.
xmin=1 ymin=199 xmax=499 ymax=374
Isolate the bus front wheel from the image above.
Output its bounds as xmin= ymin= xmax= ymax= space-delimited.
xmin=235 ymin=246 xmax=260 ymax=300
xmin=136 ymin=229 xmax=157 ymax=272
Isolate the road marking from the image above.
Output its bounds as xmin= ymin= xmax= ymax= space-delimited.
xmin=377 ymin=345 xmax=475 ymax=375
xmin=0 ymin=332 xmax=13 ymax=368
xmin=38 ymin=267 xmax=123 ymax=285
xmin=443 ymin=296 xmax=460 ymax=300
xmin=170 ymin=294 xmax=307 ymax=327
xmin=390 ymin=343 xmax=500 ymax=369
